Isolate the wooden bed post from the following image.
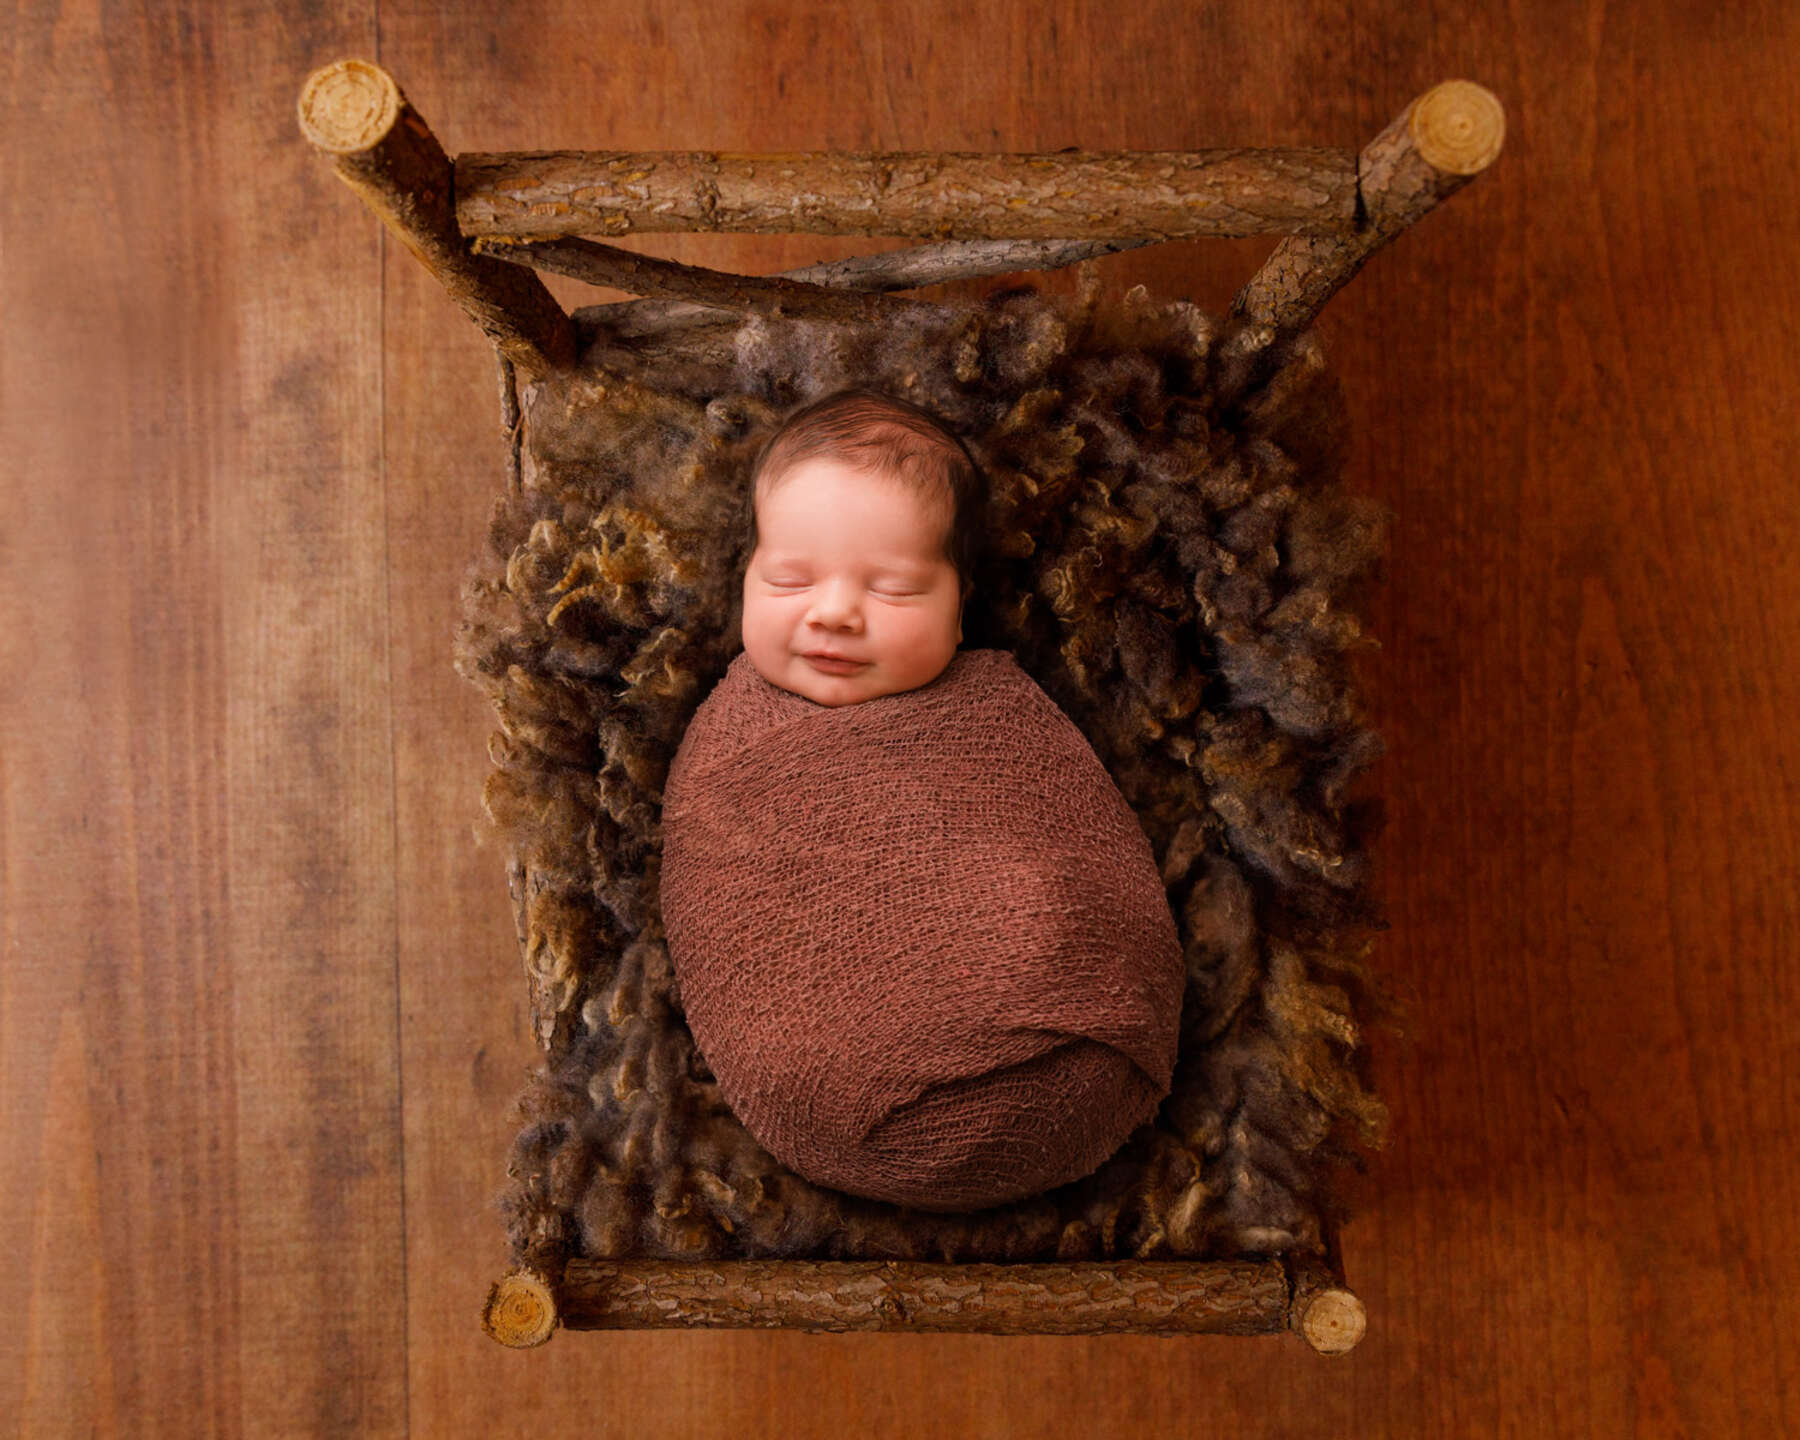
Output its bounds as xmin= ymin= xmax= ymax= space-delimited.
xmin=1285 ymin=1239 xmax=1368 ymax=1356
xmin=483 ymin=1265 xmax=561 ymax=1349
xmin=1232 ymin=79 xmax=1505 ymax=340
xmin=297 ymin=59 xmax=577 ymax=376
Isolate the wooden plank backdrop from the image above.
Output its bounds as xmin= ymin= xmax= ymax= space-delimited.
xmin=3 ymin=1 xmax=1796 ymax=1435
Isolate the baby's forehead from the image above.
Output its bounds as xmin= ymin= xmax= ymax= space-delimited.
xmin=757 ymin=460 xmax=949 ymax=524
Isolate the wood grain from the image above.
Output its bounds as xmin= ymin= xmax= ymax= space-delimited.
xmin=1 ymin=3 xmax=406 ymax=1436
xmin=3 ymin=1 xmax=1797 ymax=1436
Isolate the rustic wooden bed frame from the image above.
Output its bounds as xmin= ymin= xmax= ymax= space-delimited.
xmin=298 ymin=59 xmax=1502 ymax=1354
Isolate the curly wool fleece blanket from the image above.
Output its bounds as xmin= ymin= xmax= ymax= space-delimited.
xmin=658 ymin=647 xmax=1187 ymax=1212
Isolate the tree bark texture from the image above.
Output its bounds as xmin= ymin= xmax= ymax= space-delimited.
xmin=544 ymin=1259 xmax=1295 ymax=1337
xmin=472 ymin=235 xmax=938 ymax=324
xmin=454 ymin=148 xmax=1358 ymax=242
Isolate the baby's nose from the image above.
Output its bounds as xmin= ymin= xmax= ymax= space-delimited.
xmin=808 ymin=580 xmax=863 ymax=622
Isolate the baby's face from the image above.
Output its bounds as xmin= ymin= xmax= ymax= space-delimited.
xmin=742 ymin=456 xmax=972 ymax=707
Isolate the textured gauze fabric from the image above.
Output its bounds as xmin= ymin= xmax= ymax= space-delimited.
xmin=657 ymin=647 xmax=1186 ymax=1212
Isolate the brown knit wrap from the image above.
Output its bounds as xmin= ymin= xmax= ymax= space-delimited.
xmin=659 ymin=647 xmax=1186 ymax=1212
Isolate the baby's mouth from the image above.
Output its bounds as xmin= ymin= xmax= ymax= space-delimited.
xmin=803 ymin=652 xmax=866 ymax=671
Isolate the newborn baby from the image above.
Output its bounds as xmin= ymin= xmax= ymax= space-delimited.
xmin=738 ymin=387 xmax=981 ymax=704
xmin=660 ymin=387 xmax=1186 ymax=1212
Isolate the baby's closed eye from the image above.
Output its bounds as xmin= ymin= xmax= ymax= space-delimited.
xmin=764 ymin=579 xmax=920 ymax=599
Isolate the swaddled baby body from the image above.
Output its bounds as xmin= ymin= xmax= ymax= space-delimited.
xmin=658 ymin=389 xmax=1185 ymax=1211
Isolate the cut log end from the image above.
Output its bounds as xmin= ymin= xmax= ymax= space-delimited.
xmin=1409 ymin=80 xmax=1506 ymax=177
xmin=483 ymin=1269 xmax=559 ymax=1348
xmin=1298 ymin=1286 xmax=1367 ymax=1356
xmin=298 ymin=58 xmax=401 ymax=156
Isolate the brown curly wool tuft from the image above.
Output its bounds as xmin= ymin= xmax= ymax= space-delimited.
xmin=455 ymin=280 xmax=1396 ymax=1266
